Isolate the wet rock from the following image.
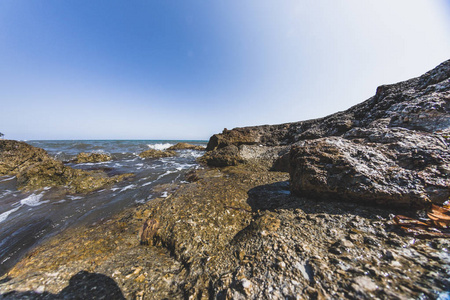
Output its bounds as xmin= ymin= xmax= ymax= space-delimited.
xmin=0 ymin=140 xmax=131 ymax=193
xmin=75 ymin=152 xmax=112 ymax=163
xmin=139 ymin=219 xmax=159 ymax=245
xmin=138 ymin=149 xmax=176 ymax=159
xmin=167 ymin=142 xmax=205 ymax=151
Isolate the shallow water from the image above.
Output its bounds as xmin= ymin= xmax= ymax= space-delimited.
xmin=0 ymin=140 xmax=206 ymax=275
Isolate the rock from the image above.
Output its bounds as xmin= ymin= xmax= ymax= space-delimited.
xmin=167 ymin=143 xmax=205 ymax=151
xmin=203 ymin=60 xmax=450 ymax=206
xmin=139 ymin=219 xmax=159 ymax=245
xmin=290 ymin=60 xmax=450 ymax=207
xmin=199 ymin=145 xmax=243 ymax=167
xmin=75 ymin=152 xmax=111 ymax=163
xmin=139 ymin=149 xmax=176 ymax=159
xmin=0 ymin=140 xmax=131 ymax=193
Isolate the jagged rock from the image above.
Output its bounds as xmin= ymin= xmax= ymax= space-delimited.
xmin=75 ymin=152 xmax=112 ymax=163
xmin=167 ymin=142 xmax=205 ymax=151
xmin=0 ymin=140 xmax=131 ymax=193
xmin=203 ymin=60 xmax=450 ymax=207
xmin=199 ymin=145 xmax=243 ymax=167
xmin=290 ymin=60 xmax=450 ymax=207
xmin=139 ymin=149 xmax=176 ymax=159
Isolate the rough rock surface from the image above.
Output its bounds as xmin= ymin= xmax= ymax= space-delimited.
xmin=1 ymin=166 xmax=449 ymax=299
xmin=0 ymin=140 xmax=131 ymax=193
xmin=75 ymin=152 xmax=112 ymax=163
xmin=203 ymin=59 xmax=450 ymax=207
xmin=167 ymin=142 xmax=205 ymax=151
xmin=139 ymin=149 xmax=177 ymax=159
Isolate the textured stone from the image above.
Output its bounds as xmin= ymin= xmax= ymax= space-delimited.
xmin=139 ymin=149 xmax=176 ymax=159
xmin=75 ymin=152 xmax=111 ymax=163
xmin=167 ymin=142 xmax=205 ymax=151
xmin=0 ymin=140 xmax=131 ymax=193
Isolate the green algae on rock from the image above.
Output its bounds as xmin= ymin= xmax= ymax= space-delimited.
xmin=75 ymin=152 xmax=112 ymax=163
xmin=0 ymin=140 xmax=132 ymax=193
xmin=138 ymin=149 xmax=177 ymax=159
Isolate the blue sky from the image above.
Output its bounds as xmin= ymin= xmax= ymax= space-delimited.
xmin=1 ymin=1 xmax=449 ymax=140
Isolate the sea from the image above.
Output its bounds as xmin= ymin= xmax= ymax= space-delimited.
xmin=0 ymin=140 xmax=207 ymax=275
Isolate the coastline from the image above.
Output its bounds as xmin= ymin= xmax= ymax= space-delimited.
xmin=1 ymin=165 xmax=449 ymax=299
xmin=1 ymin=59 xmax=450 ymax=299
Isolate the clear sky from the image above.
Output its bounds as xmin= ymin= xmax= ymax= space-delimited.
xmin=1 ymin=1 xmax=449 ymax=140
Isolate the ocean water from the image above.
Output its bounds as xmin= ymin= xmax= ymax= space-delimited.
xmin=0 ymin=140 xmax=207 ymax=275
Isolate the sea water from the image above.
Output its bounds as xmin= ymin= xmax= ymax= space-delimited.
xmin=0 ymin=140 xmax=206 ymax=275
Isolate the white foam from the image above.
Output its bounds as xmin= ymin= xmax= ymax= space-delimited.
xmin=161 ymin=191 xmax=169 ymax=198
xmin=67 ymin=195 xmax=83 ymax=200
xmin=20 ymin=193 xmax=49 ymax=207
xmin=0 ymin=207 xmax=20 ymax=223
xmin=120 ymin=184 xmax=137 ymax=192
xmin=156 ymin=170 xmax=177 ymax=181
xmin=147 ymin=143 xmax=173 ymax=151
xmin=142 ymin=180 xmax=155 ymax=187
xmin=0 ymin=176 xmax=15 ymax=183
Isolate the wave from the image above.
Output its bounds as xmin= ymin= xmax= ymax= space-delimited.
xmin=0 ymin=207 xmax=20 ymax=223
xmin=147 ymin=143 xmax=173 ymax=151
xmin=20 ymin=193 xmax=49 ymax=207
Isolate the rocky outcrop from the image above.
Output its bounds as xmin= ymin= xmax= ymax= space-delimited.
xmin=167 ymin=142 xmax=205 ymax=151
xmin=138 ymin=149 xmax=176 ymax=159
xmin=290 ymin=60 xmax=450 ymax=208
xmin=75 ymin=152 xmax=112 ymax=163
xmin=204 ymin=59 xmax=450 ymax=207
xmin=3 ymin=166 xmax=449 ymax=299
xmin=0 ymin=140 xmax=131 ymax=193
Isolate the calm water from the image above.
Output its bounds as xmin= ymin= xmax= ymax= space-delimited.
xmin=0 ymin=140 xmax=206 ymax=275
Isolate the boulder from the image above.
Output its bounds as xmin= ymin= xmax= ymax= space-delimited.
xmin=203 ymin=59 xmax=450 ymax=207
xmin=75 ymin=152 xmax=111 ymax=163
xmin=289 ymin=60 xmax=450 ymax=207
xmin=167 ymin=142 xmax=205 ymax=151
xmin=0 ymin=140 xmax=131 ymax=193
xmin=139 ymin=149 xmax=176 ymax=159
xmin=199 ymin=145 xmax=243 ymax=167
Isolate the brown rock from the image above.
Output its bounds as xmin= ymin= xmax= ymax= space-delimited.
xmin=139 ymin=149 xmax=176 ymax=159
xmin=139 ymin=219 xmax=160 ymax=245
xmin=167 ymin=143 xmax=205 ymax=151
xmin=75 ymin=152 xmax=111 ymax=163
xmin=0 ymin=140 xmax=131 ymax=193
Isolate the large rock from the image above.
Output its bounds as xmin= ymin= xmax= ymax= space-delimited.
xmin=204 ymin=60 xmax=450 ymax=207
xmin=289 ymin=60 xmax=450 ymax=207
xmin=0 ymin=140 xmax=131 ymax=193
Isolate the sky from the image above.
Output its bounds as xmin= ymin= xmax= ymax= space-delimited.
xmin=1 ymin=1 xmax=449 ymax=140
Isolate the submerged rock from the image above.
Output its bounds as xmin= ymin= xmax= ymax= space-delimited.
xmin=167 ymin=142 xmax=205 ymax=151
xmin=138 ymin=149 xmax=176 ymax=159
xmin=0 ymin=140 xmax=131 ymax=193
xmin=75 ymin=152 xmax=112 ymax=163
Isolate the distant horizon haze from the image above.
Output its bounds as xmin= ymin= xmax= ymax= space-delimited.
xmin=1 ymin=1 xmax=449 ymax=140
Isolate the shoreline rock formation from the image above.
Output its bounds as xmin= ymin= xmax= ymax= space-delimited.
xmin=204 ymin=59 xmax=450 ymax=208
xmin=1 ymin=60 xmax=449 ymax=299
xmin=0 ymin=140 xmax=131 ymax=193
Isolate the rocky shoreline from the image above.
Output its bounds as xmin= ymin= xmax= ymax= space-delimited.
xmin=1 ymin=60 xmax=449 ymax=299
